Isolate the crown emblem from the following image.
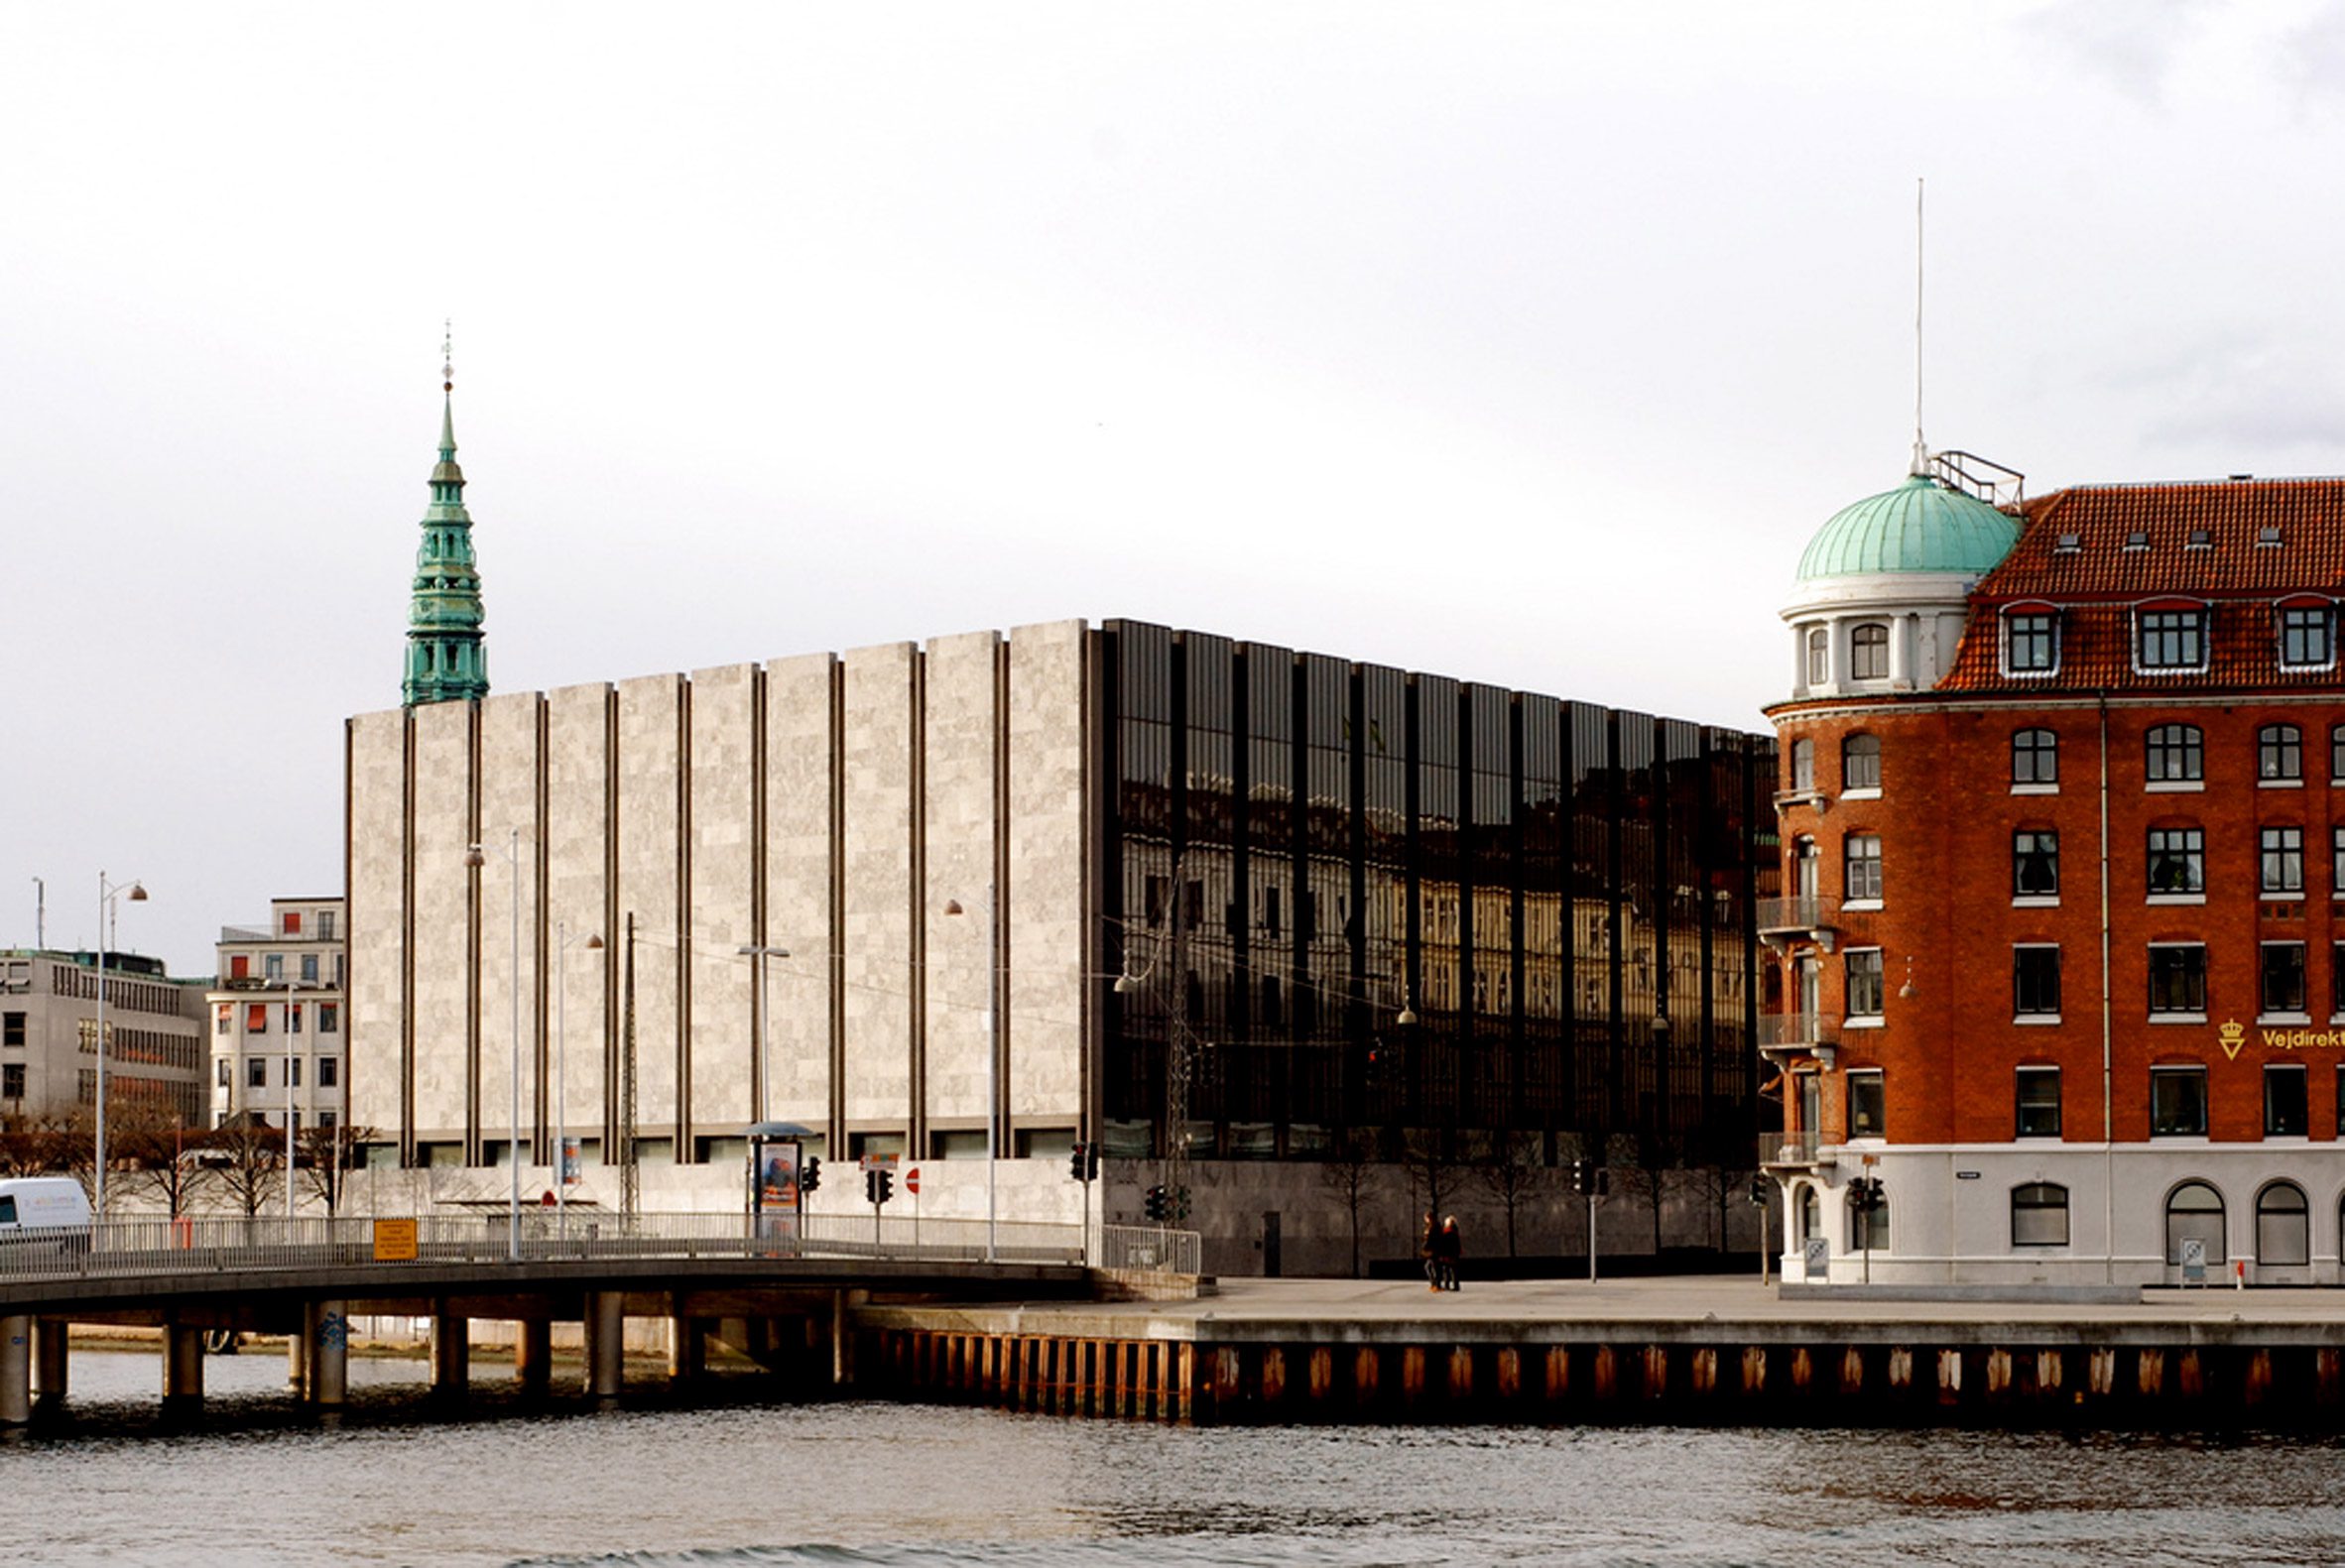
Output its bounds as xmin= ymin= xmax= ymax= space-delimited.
xmin=2218 ymin=1018 xmax=2247 ymax=1060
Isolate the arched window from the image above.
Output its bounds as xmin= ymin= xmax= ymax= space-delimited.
xmin=2260 ymin=724 xmax=2303 ymax=782
xmin=1850 ymin=623 xmax=1891 ymax=681
xmin=2147 ymin=724 xmax=2203 ymax=784
xmin=2164 ymin=1181 xmax=2225 ymax=1266
xmin=1805 ymin=627 xmax=1830 ymax=685
xmin=1790 ymin=739 xmax=1815 ymax=792
xmin=1842 ymin=733 xmax=1881 ymax=791
xmin=1792 ymin=836 xmax=1820 ymax=900
xmin=2011 ymin=728 xmax=2058 ymax=785
xmin=2257 ymin=1182 xmax=2309 ymax=1266
xmin=2012 ymin=1182 xmax=2069 ymax=1247
xmin=1797 ymin=1184 xmax=1821 ymax=1244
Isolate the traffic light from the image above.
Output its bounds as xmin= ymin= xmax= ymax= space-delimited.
xmin=1069 ymin=1141 xmax=1088 ymax=1182
xmin=1172 ymin=1185 xmax=1190 ymax=1223
xmin=1570 ymin=1159 xmax=1590 ymax=1195
xmin=1085 ymin=1143 xmax=1102 ymax=1180
xmin=876 ymin=1167 xmax=895 ymax=1205
xmin=801 ymin=1155 xmax=821 ymax=1195
xmin=1851 ymin=1176 xmax=1884 ymax=1211
xmin=1747 ymin=1175 xmax=1772 ymax=1207
xmin=1144 ymin=1184 xmax=1168 ymax=1222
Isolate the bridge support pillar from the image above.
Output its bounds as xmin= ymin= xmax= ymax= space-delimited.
xmin=34 ymin=1320 xmax=68 ymax=1416
xmin=667 ymin=1309 xmax=703 ymax=1387
xmin=516 ymin=1320 xmax=553 ymax=1398
xmin=586 ymin=1291 xmax=625 ymax=1403
xmin=287 ymin=1311 xmax=309 ymax=1395
xmin=431 ymin=1309 xmax=470 ymax=1399
xmin=831 ymin=1290 xmax=862 ymax=1387
xmin=311 ymin=1300 xmax=348 ymax=1410
xmin=0 ymin=1315 xmax=32 ymax=1426
xmin=163 ymin=1321 xmax=204 ymax=1417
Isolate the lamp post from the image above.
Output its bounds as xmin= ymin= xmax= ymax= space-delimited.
xmin=466 ymin=831 xmax=523 ymax=1263
xmin=556 ymin=923 xmax=605 ymax=1226
xmin=943 ymin=891 xmax=997 ymax=1264
xmin=92 ymin=871 xmax=148 ymax=1218
xmin=736 ymin=944 xmax=792 ymax=1127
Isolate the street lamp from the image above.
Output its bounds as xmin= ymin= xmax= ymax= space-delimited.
xmin=92 ymin=871 xmax=148 ymax=1218
xmin=556 ymin=923 xmax=605 ymax=1225
xmin=466 ymin=831 xmax=524 ymax=1263
xmin=736 ymin=944 xmax=792 ymax=1127
xmin=942 ymin=892 xmax=997 ymax=1264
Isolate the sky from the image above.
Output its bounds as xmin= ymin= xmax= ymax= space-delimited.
xmin=8 ymin=1 xmax=2345 ymax=974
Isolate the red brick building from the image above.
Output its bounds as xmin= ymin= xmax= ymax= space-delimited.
xmin=1765 ymin=462 xmax=2345 ymax=1286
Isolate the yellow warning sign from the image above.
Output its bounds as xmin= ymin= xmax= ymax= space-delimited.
xmin=372 ymin=1217 xmax=419 ymax=1263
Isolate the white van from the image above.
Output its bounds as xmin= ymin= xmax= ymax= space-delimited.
xmin=0 ymin=1177 xmax=94 ymax=1253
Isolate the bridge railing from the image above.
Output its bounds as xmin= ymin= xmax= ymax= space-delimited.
xmin=1097 ymin=1225 xmax=1202 ymax=1275
xmin=0 ymin=1210 xmax=1089 ymax=1283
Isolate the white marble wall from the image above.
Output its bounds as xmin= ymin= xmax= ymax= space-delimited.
xmin=922 ymin=630 xmax=1002 ymax=1136
xmin=344 ymin=709 xmax=408 ymax=1140
xmin=476 ymin=692 xmax=543 ymax=1146
xmin=687 ymin=663 xmax=758 ymax=1134
xmin=841 ymin=642 xmax=917 ymax=1130
xmin=1007 ymin=621 xmax=1087 ymax=1124
xmin=544 ymin=682 xmax=611 ymax=1146
xmin=409 ymin=700 xmax=476 ymax=1145
xmin=614 ymin=674 xmax=682 ymax=1140
xmin=763 ymin=653 xmax=836 ymax=1130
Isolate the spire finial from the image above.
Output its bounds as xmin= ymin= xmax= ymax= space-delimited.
xmin=1912 ymin=178 xmax=1928 ymax=478
xmin=442 ymin=317 xmax=454 ymax=395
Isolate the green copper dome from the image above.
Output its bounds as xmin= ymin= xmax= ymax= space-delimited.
xmin=1794 ymin=475 xmax=2020 ymax=582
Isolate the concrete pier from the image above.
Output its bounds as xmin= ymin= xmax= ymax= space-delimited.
xmin=516 ymin=1319 xmax=553 ymax=1398
xmin=585 ymin=1291 xmax=624 ymax=1402
xmin=311 ymin=1300 xmax=348 ymax=1410
xmin=162 ymin=1322 xmax=203 ymax=1417
xmin=34 ymin=1321 xmax=67 ymax=1417
xmin=0 ymin=1315 xmax=31 ymax=1425
xmin=430 ymin=1310 xmax=469 ymax=1399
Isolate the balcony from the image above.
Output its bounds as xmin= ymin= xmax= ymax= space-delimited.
xmin=1756 ymin=895 xmax=1838 ymax=950
xmin=1758 ymin=1012 xmax=1839 ymax=1064
xmin=1760 ymin=1130 xmax=1826 ymax=1169
xmin=1772 ymin=785 xmax=1831 ymax=814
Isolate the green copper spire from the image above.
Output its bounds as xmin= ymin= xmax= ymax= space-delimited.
xmin=403 ymin=326 xmax=489 ymax=706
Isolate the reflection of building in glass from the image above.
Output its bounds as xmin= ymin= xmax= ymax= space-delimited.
xmin=1094 ymin=622 xmax=1774 ymax=1171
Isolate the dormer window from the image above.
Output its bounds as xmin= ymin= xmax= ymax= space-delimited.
xmin=2123 ymin=531 xmax=2150 ymax=551
xmin=2186 ymin=529 xmax=2212 ymax=550
xmin=2054 ymin=534 xmax=2082 ymax=554
xmin=1850 ymin=623 xmax=1890 ymax=681
xmin=2136 ymin=607 xmax=2209 ymax=672
xmin=2003 ymin=609 xmax=2059 ymax=675
xmin=2259 ymin=526 xmax=2284 ymax=547
xmin=2279 ymin=604 xmax=2334 ymax=670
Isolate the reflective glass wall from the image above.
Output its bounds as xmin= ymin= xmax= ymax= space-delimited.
xmin=1093 ymin=621 xmax=1775 ymax=1165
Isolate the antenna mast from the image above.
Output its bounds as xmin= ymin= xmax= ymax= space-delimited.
xmin=1913 ymin=177 xmax=1927 ymax=477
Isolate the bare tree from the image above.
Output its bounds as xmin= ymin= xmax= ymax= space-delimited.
xmin=1400 ymin=1131 xmax=1453 ymax=1267
xmin=0 ymin=1111 xmax=77 ymax=1179
xmin=297 ymin=1122 xmax=374 ymax=1215
xmin=112 ymin=1107 xmax=212 ymax=1218
xmin=1315 ymin=1132 xmax=1384 ymax=1277
xmin=1614 ymin=1129 xmax=1686 ymax=1257
xmin=1474 ymin=1134 xmax=1543 ymax=1259
xmin=209 ymin=1118 xmax=288 ymax=1218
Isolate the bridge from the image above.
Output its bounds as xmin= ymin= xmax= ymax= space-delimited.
xmin=0 ymin=1213 xmax=1201 ymax=1424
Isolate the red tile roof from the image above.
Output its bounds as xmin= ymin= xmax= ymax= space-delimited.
xmin=1940 ymin=478 xmax=2345 ymax=694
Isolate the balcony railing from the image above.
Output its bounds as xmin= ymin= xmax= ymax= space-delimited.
xmin=1760 ymin=1130 xmax=1824 ymax=1167
xmin=1756 ymin=895 xmax=1838 ymax=939
xmin=1758 ymin=1013 xmax=1840 ymax=1055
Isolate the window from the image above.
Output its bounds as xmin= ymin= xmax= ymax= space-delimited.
xmin=2165 ymin=1181 xmax=2225 ymax=1264
xmin=2012 ymin=1182 xmax=2070 ymax=1246
xmin=214 ymin=1059 xmax=230 ymax=1089
xmin=2147 ymin=827 xmax=2204 ymax=896
xmin=320 ymin=1004 xmax=339 ymax=1035
xmin=2333 ymin=726 xmax=2345 ymax=784
xmin=2260 ymin=725 xmax=2303 ymax=782
xmin=2146 ymin=724 xmax=2203 ymax=783
xmin=2151 ymin=1066 xmax=2209 ymax=1135
xmin=318 ymin=910 xmax=337 ymax=941
xmin=2013 ymin=831 xmax=2059 ymax=898
xmin=1845 ymin=950 xmax=1885 ymax=1019
xmin=1846 ymin=1070 xmax=1885 ymax=1139
xmin=2016 ymin=1066 xmax=2062 ymax=1136
xmin=2149 ymin=946 xmax=2208 ymax=1016
xmin=2006 ymin=611 xmax=2058 ymax=673
xmin=2262 ymin=826 xmax=2304 ymax=894
xmin=1790 ymin=739 xmax=1814 ymax=791
xmin=2334 ymin=944 xmax=2345 ymax=1017
xmin=265 ymin=954 xmax=284 ymax=982
xmin=1844 ymin=834 xmax=1883 ymax=903
xmin=2261 ymin=943 xmax=2307 ymax=1017
xmin=2014 ymin=948 xmax=2062 ymax=1018
xmin=246 ymin=1003 xmax=268 ymax=1034
xmin=318 ymin=1111 xmax=337 ymax=1131
xmin=2137 ymin=608 xmax=2207 ymax=670
xmin=301 ymin=954 xmax=319 ymax=983
xmin=2258 ymin=1182 xmax=2310 ymax=1266
xmin=1 ymin=1063 xmax=21 ymax=1100
xmin=318 ymin=1056 xmax=338 ymax=1089
xmin=1848 ymin=1186 xmax=1889 ymax=1251
xmin=1850 ymin=623 xmax=1890 ymax=680
xmin=288 ymin=1058 xmax=302 ymax=1088
xmin=283 ymin=910 xmax=302 ymax=936
xmin=247 ymin=1058 xmax=267 ymax=1089
xmin=2265 ymin=1065 xmax=2308 ymax=1137
xmin=1806 ymin=628 xmax=1829 ymax=685
xmin=1842 ymin=734 xmax=1881 ymax=791
xmin=288 ymin=1005 xmax=303 ymax=1035
xmin=2280 ymin=606 xmax=2333 ymax=668
xmin=213 ymin=1006 xmax=229 ymax=1036
xmin=2012 ymin=729 xmax=2058 ymax=785
xmin=2 ymin=1012 xmax=21 ymax=1047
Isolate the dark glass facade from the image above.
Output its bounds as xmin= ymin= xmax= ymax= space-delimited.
xmin=1091 ymin=621 xmax=1777 ymax=1166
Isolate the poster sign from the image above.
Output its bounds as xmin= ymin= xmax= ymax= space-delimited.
xmin=2181 ymin=1237 xmax=2206 ymax=1285
xmin=558 ymin=1137 xmax=582 ymax=1188
xmin=1802 ymin=1236 xmax=1830 ymax=1283
xmin=754 ymin=1138 xmax=802 ymax=1243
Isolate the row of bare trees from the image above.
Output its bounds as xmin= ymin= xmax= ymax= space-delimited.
xmin=0 ymin=1108 xmax=372 ymax=1217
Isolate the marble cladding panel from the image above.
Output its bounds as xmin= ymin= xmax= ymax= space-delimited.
xmin=476 ymin=692 xmax=545 ymax=1141
xmin=1007 ymin=621 xmax=1088 ymax=1121
xmin=841 ymin=643 xmax=916 ymax=1126
xmin=688 ymin=663 xmax=757 ymax=1131
xmin=920 ymin=630 xmax=1000 ymax=1128
xmin=409 ymin=701 xmax=477 ymax=1141
xmin=346 ymin=709 xmax=409 ymax=1137
xmin=615 ymin=674 xmax=682 ymax=1134
xmin=762 ymin=653 xmax=836 ymax=1128
xmin=544 ymin=683 xmax=611 ymax=1137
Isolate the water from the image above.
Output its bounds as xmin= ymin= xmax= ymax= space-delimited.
xmin=10 ymin=1347 xmax=2345 ymax=1566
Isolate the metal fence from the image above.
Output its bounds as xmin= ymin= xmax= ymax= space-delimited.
xmin=0 ymin=1210 xmax=1093 ymax=1284
xmin=1097 ymin=1224 xmax=1201 ymax=1275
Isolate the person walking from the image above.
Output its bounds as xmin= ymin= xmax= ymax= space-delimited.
xmin=1436 ymin=1214 xmax=1463 ymax=1290
xmin=1419 ymin=1212 xmax=1440 ymax=1291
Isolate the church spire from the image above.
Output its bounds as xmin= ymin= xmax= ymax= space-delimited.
xmin=403 ymin=324 xmax=489 ymax=706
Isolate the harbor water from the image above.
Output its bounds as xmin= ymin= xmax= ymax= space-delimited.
xmin=8 ymin=1346 xmax=2345 ymax=1566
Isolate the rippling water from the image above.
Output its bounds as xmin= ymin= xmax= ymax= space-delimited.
xmin=11 ymin=1347 xmax=2345 ymax=1566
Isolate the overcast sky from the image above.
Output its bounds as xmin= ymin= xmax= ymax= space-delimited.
xmin=8 ymin=2 xmax=2345 ymax=973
